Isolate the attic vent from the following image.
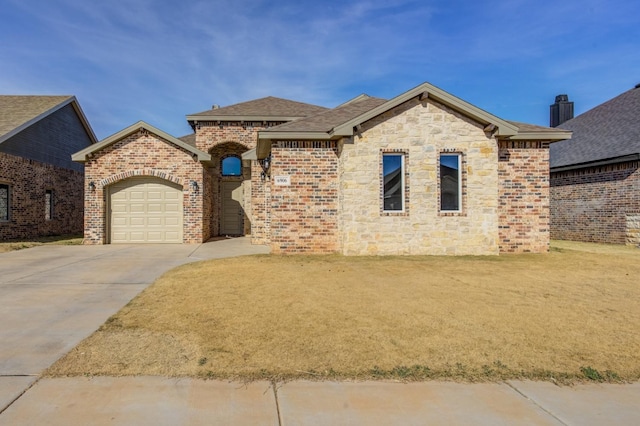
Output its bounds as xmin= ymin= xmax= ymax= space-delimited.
xmin=635 ymin=83 xmax=640 ymax=89
xmin=212 ymin=104 xmax=220 ymax=109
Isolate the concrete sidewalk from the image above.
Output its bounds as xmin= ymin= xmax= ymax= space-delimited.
xmin=0 ymin=377 xmax=638 ymax=425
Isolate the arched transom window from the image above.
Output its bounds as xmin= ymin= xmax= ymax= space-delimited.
xmin=221 ymin=156 xmax=242 ymax=176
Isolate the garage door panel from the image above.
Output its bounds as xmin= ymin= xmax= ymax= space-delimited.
xmin=147 ymin=203 xmax=163 ymax=213
xmin=147 ymin=217 xmax=162 ymax=226
xmin=129 ymin=232 xmax=145 ymax=242
xmin=129 ymin=217 xmax=146 ymax=226
xmin=111 ymin=203 xmax=127 ymax=213
xmin=165 ymin=231 xmax=180 ymax=240
xmin=109 ymin=177 xmax=183 ymax=243
xmin=164 ymin=217 xmax=180 ymax=226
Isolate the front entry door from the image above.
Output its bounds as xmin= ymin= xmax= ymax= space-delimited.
xmin=220 ymin=181 xmax=243 ymax=235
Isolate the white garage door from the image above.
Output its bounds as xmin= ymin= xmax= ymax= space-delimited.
xmin=109 ymin=177 xmax=183 ymax=243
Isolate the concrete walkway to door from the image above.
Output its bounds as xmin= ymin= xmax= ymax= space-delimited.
xmin=0 ymin=237 xmax=269 ymax=413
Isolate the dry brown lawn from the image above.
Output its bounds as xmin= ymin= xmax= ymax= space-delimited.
xmin=47 ymin=241 xmax=640 ymax=383
xmin=0 ymin=234 xmax=83 ymax=253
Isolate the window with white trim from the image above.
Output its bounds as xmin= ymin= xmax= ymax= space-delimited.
xmin=440 ymin=154 xmax=461 ymax=211
xmin=382 ymin=153 xmax=404 ymax=211
xmin=0 ymin=184 xmax=9 ymax=221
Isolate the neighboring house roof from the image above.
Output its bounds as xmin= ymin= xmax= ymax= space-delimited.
xmin=550 ymin=85 xmax=640 ymax=170
xmin=255 ymin=82 xmax=571 ymax=158
xmin=186 ymin=96 xmax=328 ymax=123
xmin=72 ymin=121 xmax=211 ymax=164
xmin=0 ymin=95 xmax=97 ymax=145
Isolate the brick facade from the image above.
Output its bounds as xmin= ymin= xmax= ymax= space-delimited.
xmin=550 ymin=161 xmax=640 ymax=245
xmin=0 ymin=152 xmax=84 ymax=240
xmin=192 ymin=121 xmax=277 ymax=240
xmin=269 ymin=141 xmax=339 ymax=253
xmin=82 ymin=130 xmax=205 ymax=244
xmin=498 ymin=141 xmax=551 ymax=253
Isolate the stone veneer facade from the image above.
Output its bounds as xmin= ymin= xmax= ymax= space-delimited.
xmin=550 ymin=161 xmax=640 ymax=245
xmin=255 ymin=98 xmax=552 ymax=255
xmin=1 ymin=152 xmax=84 ymax=240
xmin=338 ymin=98 xmax=500 ymax=255
xmin=83 ymin=130 xmax=206 ymax=244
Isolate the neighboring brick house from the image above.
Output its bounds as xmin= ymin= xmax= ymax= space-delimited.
xmin=550 ymin=84 xmax=640 ymax=245
xmin=73 ymin=82 xmax=570 ymax=254
xmin=0 ymin=96 xmax=96 ymax=241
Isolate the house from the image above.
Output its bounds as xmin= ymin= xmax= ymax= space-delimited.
xmin=549 ymin=85 xmax=640 ymax=246
xmin=0 ymin=96 xmax=96 ymax=241
xmin=72 ymin=82 xmax=570 ymax=254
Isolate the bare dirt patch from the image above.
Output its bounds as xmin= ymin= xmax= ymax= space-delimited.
xmin=47 ymin=241 xmax=640 ymax=383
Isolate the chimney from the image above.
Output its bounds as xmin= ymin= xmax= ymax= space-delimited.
xmin=550 ymin=94 xmax=574 ymax=127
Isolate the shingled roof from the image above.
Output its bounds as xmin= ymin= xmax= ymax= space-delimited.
xmin=186 ymin=96 xmax=328 ymax=122
xmin=263 ymin=95 xmax=387 ymax=134
xmin=0 ymin=95 xmax=96 ymax=145
xmin=550 ymin=85 xmax=640 ymax=170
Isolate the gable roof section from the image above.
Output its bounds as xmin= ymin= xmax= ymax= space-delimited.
xmin=72 ymin=121 xmax=211 ymax=163
xmin=550 ymin=86 xmax=640 ymax=170
xmin=255 ymin=82 xmax=570 ymax=158
xmin=331 ymin=82 xmax=520 ymax=138
xmin=0 ymin=95 xmax=97 ymax=145
xmin=261 ymin=95 xmax=388 ymax=138
xmin=186 ymin=96 xmax=328 ymax=123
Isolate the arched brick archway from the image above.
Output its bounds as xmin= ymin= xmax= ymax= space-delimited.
xmin=207 ymin=142 xmax=251 ymax=237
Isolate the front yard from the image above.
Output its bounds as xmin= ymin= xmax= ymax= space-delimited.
xmin=47 ymin=241 xmax=640 ymax=383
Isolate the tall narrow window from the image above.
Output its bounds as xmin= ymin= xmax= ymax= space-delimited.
xmin=440 ymin=154 xmax=461 ymax=211
xmin=221 ymin=156 xmax=242 ymax=176
xmin=383 ymin=154 xmax=404 ymax=211
xmin=0 ymin=184 xmax=9 ymax=221
xmin=45 ymin=189 xmax=54 ymax=220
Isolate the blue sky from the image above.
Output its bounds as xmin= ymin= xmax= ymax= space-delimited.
xmin=1 ymin=0 xmax=638 ymax=140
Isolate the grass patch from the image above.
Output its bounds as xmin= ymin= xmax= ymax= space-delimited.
xmin=0 ymin=234 xmax=83 ymax=253
xmin=46 ymin=241 xmax=640 ymax=383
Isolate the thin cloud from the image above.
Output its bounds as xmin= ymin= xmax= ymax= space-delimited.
xmin=0 ymin=0 xmax=638 ymax=138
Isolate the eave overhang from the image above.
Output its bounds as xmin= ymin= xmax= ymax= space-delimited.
xmin=502 ymin=131 xmax=572 ymax=141
xmin=551 ymin=153 xmax=640 ymax=173
xmin=72 ymin=121 xmax=212 ymax=165
xmin=186 ymin=115 xmax=307 ymax=124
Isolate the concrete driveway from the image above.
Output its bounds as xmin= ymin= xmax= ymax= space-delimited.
xmin=0 ymin=238 xmax=269 ymax=412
